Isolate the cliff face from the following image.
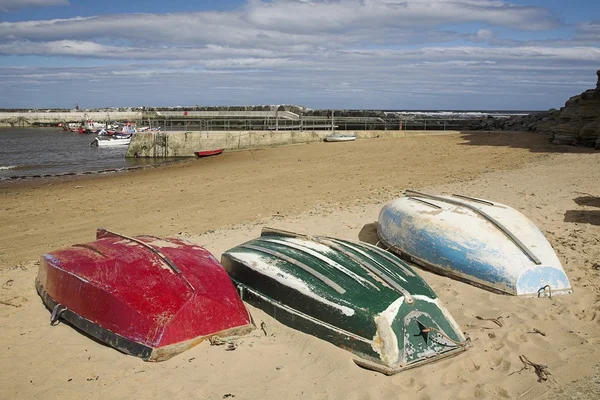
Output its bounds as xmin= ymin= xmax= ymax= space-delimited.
xmin=465 ymin=70 xmax=600 ymax=149
xmin=540 ymin=70 xmax=600 ymax=149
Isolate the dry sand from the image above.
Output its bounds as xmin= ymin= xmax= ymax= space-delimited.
xmin=0 ymin=131 xmax=599 ymax=399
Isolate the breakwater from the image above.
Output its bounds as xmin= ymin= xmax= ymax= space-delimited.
xmin=126 ymin=129 xmax=462 ymax=158
xmin=0 ymin=109 xmax=486 ymax=131
xmin=0 ymin=111 xmax=144 ymax=127
xmin=0 ymin=110 xmax=300 ymax=127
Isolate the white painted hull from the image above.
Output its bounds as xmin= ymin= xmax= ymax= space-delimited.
xmin=377 ymin=192 xmax=572 ymax=297
xmin=325 ymin=135 xmax=356 ymax=142
xmin=94 ymin=138 xmax=131 ymax=147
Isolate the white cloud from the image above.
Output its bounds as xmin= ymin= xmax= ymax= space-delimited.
xmin=0 ymin=0 xmax=68 ymax=12
xmin=0 ymin=1 xmax=560 ymax=45
xmin=244 ymin=0 xmax=559 ymax=32
xmin=0 ymin=1 xmax=598 ymax=109
xmin=573 ymin=21 xmax=600 ymax=43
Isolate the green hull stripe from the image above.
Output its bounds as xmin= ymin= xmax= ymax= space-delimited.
xmin=236 ymin=281 xmax=371 ymax=344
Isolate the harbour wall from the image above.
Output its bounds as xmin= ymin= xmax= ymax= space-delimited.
xmin=0 ymin=111 xmax=143 ymax=127
xmin=126 ymin=130 xmax=461 ymax=158
xmin=0 ymin=110 xmax=300 ymax=127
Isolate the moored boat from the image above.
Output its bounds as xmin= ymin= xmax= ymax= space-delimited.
xmin=91 ymin=136 xmax=131 ymax=147
xmin=324 ymin=134 xmax=356 ymax=142
xmin=36 ymin=228 xmax=253 ymax=361
xmin=377 ymin=191 xmax=572 ymax=297
xmin=221 ymin=227 xmax=468 ymax=374
xmin=195 ymin=149 xmax=224 ymax=157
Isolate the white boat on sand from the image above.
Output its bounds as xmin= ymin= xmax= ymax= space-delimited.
xmin=377 ymin=190 xmax=572 ymax=297
xmin=325 ymin=134 xmax=357 ymax=142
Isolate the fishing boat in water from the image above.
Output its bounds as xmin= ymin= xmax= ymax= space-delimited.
xmin=221 ymin=227 xmax=468 ymax=375
xmin=36 ymin=228 xmax=253 ymax=361
xmin=377 ymin=191 xmax=572 ymax=297
xmin=91 ymin=136 xmax=131 ymax=147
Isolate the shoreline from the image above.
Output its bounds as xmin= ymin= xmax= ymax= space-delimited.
xmin=0 ymin=131 xmax=557 ymax=267
xmin=0 ymin=157 xmax=192 ymax=184
xmin=1 ymin=131 xmax=595 ymax=267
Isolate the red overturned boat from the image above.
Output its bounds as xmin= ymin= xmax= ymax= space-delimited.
xmin=36 ymin=228 xmax=253 ymax=361
xmin=194 ymin=148 xmax=224 ymax=158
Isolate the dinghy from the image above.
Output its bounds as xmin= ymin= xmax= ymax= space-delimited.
xmin=221 ymin=227 xmax=468 ymax=375
xmin=36 ymin=228 xmax=253 ymax=361
xmin=91 ymin=136 xmax=131 ymax=147
xmin=194 ymin=148 xmax=224 ymax=157
xmin=324 ymin=134 xmax=356 ymax=142
xmin=377 ymin=191 xmax=572 ymax=297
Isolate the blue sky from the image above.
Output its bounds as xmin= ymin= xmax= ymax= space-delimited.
xmin=0 ymin=0 xmax=599 ymax=110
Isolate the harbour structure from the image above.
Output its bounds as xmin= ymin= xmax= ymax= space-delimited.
xmin=0 ymin=108 xmax=475 ymax=131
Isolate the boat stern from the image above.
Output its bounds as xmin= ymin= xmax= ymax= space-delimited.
xmin=516 ymin=266 xmax=573 ymax=297
xmin=357 ymin=295 xmax=468 ymax=375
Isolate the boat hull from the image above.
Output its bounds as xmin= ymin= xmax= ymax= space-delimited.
xmin=377 ymin=192 xmax=572 ymax=297
xmin=37 ymin=228 xmax=253 ymax=361
xmin=195 ymin=149 xmax=224 ymax=157
xmin=222 ymin=228 xmax=468 ymax=374
xmin=93 ymin=137 xmax=131 ymax=147
xmin=324 ymin=135 xmax=356 ymax=142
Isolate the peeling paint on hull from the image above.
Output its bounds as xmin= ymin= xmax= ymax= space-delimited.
xmin=222 ymin=227 xmax=468 ymax=374
xmin=36 ymin=228 xmax=254 ymax=361
xmin=378 ymin=194 xmax=573 ymax=296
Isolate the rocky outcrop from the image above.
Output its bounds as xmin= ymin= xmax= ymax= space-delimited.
xmin=546 ymin=73 xmax=600 ymax=148
xmin=466 ymin=70 xmax=600 ymax=149
xmin=464 ymin=111 xmax=553 ymax=132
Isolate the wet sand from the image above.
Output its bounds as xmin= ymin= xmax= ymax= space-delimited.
xmin=1 ymin=131 xmax=599 ymax=399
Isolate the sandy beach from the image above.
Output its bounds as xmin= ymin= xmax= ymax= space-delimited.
xmin=1 ymin=131 xmax=599 ymax=399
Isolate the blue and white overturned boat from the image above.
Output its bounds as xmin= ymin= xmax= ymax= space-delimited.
xmin=377 ymin=191 xmax=572 ymax=297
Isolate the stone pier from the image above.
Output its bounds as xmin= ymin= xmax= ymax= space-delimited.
xmin=125 ymin=129 xmax=462 ymax=158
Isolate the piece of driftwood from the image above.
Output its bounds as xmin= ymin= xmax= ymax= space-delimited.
xmin=510 ymin=355 xmax=551 ymax=382
xmin=475 ymin=315 xmax=503 ymax=328
xmin=209 ymin=336 xmax=239 ymax=351
xmin=260 ymin=321 xmax=268 ymax=336
xmin=527 ymin=328 xmax=547 ymax=337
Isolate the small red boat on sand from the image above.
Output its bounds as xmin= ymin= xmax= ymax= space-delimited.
xmin=194 ymin=148 xmax=224 ymax=157
xmin=36 ymin=228 xmax=253 ymax=361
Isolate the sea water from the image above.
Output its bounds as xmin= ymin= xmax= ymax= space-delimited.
xmin=0 ymin=127 xmax=169 ymax=180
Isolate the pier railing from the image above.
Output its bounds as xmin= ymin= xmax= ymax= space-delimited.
xmin=147 ymin=117 xmax=472 ymax=132
xmin=0 ymin=110 xmax=476 ymax=131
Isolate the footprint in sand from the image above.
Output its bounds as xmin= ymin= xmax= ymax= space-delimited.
xmin=491 ymin=341 xmax=506 ymax=351
xmin=0 ymin=296 xmax=28 ymax=308
xmin=487 ymin=355 xmax=503 ymax=368
xmin=467 ymin=360 xmax=481 ymax=372
xmin=489 ymin=353 xmax=512 ymax=371
xmin=473 ymin=383 xmax=488 ymax=399
xmin=440 ymin=364 xmax=471 ymax=385
xmin=495 ymin=387 xmax=511 ymax=399
xmin=500 ymin=360 xmax=512 ymax=372
xmin=396 ymin=376 xmax=416 ymax=388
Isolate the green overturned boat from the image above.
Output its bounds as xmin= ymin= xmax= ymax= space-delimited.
xmin=221 ymin=227 xmax=469 ymax=374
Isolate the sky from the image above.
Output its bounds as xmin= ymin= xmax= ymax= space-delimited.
xmin=0 ymin=0 xmax=599 ymax=110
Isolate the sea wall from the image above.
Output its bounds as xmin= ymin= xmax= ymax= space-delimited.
xmin=0 ymin=111 xmax=143 ymax=127
xmin=125 ymin=130 xmax=460 ymax=158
